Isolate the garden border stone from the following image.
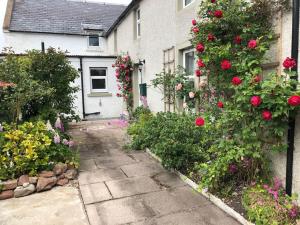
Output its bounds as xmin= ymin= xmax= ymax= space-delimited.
xmin=145 ymin=148 xmax=254 ymax=225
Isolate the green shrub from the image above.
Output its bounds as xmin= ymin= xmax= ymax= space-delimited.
xmin=0 ymin=121 xmax=78 ymax=180
xmin=132 ymin=106 xmax=151 ymax=121
xmin=243 ymin=180 xmax=299 ymax=225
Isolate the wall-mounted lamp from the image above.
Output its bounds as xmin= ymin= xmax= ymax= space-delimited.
xmin=138 ymin=59 xmax=146 ymax=72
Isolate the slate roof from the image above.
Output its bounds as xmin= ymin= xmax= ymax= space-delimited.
xmin=9 ymin=0 xmax=127 ymax=35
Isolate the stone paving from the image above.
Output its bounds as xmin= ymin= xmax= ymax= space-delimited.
xmin=70 ymin=120 xmax=241 ymax=225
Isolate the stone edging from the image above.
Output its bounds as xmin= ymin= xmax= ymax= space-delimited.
xmin=145 ymin=148 xmax=254 ymax=225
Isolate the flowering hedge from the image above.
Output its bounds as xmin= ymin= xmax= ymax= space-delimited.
xmin=114 ymin=55 xmax=134 ymax=118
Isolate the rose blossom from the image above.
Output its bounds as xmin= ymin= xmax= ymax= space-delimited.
xmin=234 ymin=35 xmax=242 ymax=44
xmin=195 ymin=70 xmax=202 ymax=77
xmin=176 ymin=83 xmax=183 ymax=91
xmin=248 ymin=39 xmax=257 ymax=49
xmin=221 ymin=60 xmax=231 ymax=70
xmin=262 ymin=110 xmax=272 ymax=121
xmin=288 ymin=95 xmax=300 ymax=106
xmin=211 ymin=0 xmax=216 ymax=2
xmin=189 ymin=92 xmax=195 ymax=99
xmin=283 ymin=57 xmax=297 ymax=69
xmin=197 ymin=59 xmax=205 ymax=68
xmin=250 ymin=96 xmax=262 ymax=107
xmin=214 ymin=10 xmax=223 ymax=18
xmin=183 ymin=102 xmax=188 ymax=109
xmin=217 ymin=101 xmax=224 ymax=108
xmin=195 ymin=117 xmax=205 ymax=126
xmin=232 ymin=77 xmax=242 ymax=85
xmin=199 ymin=79 xmax=208 ymax=88
xmin=254 ymin=75 xmax=261 ymax=83
xmin=207 ymin=33 xmax=216 ymax=41
xmin=193 ymin=27 xmax=199 ymax=34
xmin=196 ymin=43 xmax=205 ymax=52
xmin=192 ymin=19 xmax=197 ymax=26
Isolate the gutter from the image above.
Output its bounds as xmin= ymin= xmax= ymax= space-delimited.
xmin=79 ymin=57 xmax=86 ymax=120
xmin=286 ymin=0 xmax=300 ymax=196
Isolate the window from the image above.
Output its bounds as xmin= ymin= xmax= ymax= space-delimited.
xmin=136 ymin=9 xmax=141 ymax=38
xmin=183 ymin=0 xmax=194 ymax=7
xmin=88 ymin=36 xmax=100 ymax=47
xmin=90 ymin=68 xmax=107 ymax=92
xmin=183 ymin=49 xmax=195 ymax=77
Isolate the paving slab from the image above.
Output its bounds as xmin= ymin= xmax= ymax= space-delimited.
xmin=80 ymin=182 xmax=112 ymax=204
xmin=79 ymin=159 xmax=97 ymax=171
xmin=79 ymin=168 xmax=126 ymax=185
xmin=128 ymin=152 xmax=158 ymax=163
xmin=95 ymin=154 xmax=137 ymax=169
xmin=106 ymin=176 xmax=161 ymax=198
xmin=120 ymin=162 xmax=165 ymax=177
xmin=151 ymin=172 xmax=186 ymax=188
xmin=0 ymin=187 xmax=89 ymax=225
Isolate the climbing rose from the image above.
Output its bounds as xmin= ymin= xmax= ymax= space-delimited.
xmin=195 ymin=117 xmax=205 ymax=127
xmin=196 ymin=43 xmax=205 ymax=52
xmin=221 ymin=60 xmax=231 ymax=70
xmin=195 ymin=70 xmax=202 ymax=77
xmin=176 ymin=83 xmax=183 ymax=91
xmin=232 ymin=77 xmax=242 ymax=86
xmin=248 ymin=39 xmax=257 ymax=49
xmin=192 ymin=19 xmax=197 ymax=26
xmin=251 ymin=96 xmax=262 ymax=107
xmin=211 ymin=0 xmax=216 ymax=2
xmin=189 ymin=92 xmax=195 ymax=98
xmin=217 ymin=101 xmax=224 ymax=108
xmin=262 ymin=110 xmax=272 ymax=121
xmin=234 ymin=36 xmax=242 ymax=44
xmin=207 ymin=33 xmax=216 ymax=41
xmin=288 ymin=95 xmax=300 ymax=106
xmin=197 ymin=59 xmax=205 ymax=68
xmin=283 ymin=57 xmax=297 ymax=69
xmin=254 ymin=75 xmax=261 ymax=83
xmin=214 ymin=10 xmax=223 ymax=18
xmin=193 ymin=27 xmax=199 ymax=34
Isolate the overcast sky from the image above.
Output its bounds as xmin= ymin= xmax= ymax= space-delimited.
xmin=88 ymin=0 xmax=132 ymax=5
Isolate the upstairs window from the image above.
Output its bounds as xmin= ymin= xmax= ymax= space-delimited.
xmin=88 ymin=35 xmax=100 ymax=47
xmin=136 ymin=9 xmax=141 ymax=38
xmin=183 ymin=0 xmax=194 ymax=7
xmin=183 ymin=49 xmax=195 ymax=78
xmin=90 ymin=68 xmax=107 ymax=92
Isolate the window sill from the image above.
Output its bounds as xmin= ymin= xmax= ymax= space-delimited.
xmin=88 ymin=92 xmax=113 ymax=97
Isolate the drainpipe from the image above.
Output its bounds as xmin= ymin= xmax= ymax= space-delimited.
xmin=286 ymin=0 xmax=299 ymax=196
xmin=79 ymin=57 xmax=86 ymax=119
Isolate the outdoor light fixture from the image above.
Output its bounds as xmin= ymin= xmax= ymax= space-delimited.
xmin=137 ymin=59 xmax=146 ymax=72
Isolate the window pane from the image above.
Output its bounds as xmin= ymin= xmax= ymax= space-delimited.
xmin=91 ymin=69 xmax=106 ymax=76
xmin=137 ymin=23 xmax=141 ymax=36
xmin=185 ymin=51 xmax=195 ymax=75
xmin=185 ymin=0 xmax=193 ymax=6
xmin=89 ymin=36 xmax=99 ymax=46
xmin=137 ymin=10 xmax=140 ymax=20
xmin=92 ymin=79 xmax=106 ymax=90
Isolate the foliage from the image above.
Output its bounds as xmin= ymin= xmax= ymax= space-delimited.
xmin=0 ymin=48 xmax=79 ymax=124
xmin=243 ymin=179 xmax=299 ymax=225
xmin=132 ymin=106 xmax=151 ymax=121
xmin=114 ymin=54 xmax=134 ymax=118
xmin=0 ymin=121 xmax=78 ymax=180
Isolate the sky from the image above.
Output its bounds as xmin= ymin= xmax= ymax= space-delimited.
xmin=87 ymin=0 xmax=132 ymax=5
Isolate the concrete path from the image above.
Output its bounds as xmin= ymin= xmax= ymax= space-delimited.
xmin=70 ymin=120 xmax=240 ymax=225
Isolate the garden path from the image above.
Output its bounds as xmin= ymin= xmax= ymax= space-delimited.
xmin=71 ymin=120 xmax=241 ymax=225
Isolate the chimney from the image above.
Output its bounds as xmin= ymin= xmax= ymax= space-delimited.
xmin=3 ymin=0 xmax=15 ymax=31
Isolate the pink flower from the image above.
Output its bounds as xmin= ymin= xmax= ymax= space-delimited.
xmin=62 ymin=139 xmax=69 ymax=146
xmin=254 ymin=75 xmax=261 ymax=83
xmin=232 ymin=77 xmax=242 ymax=85
xmin=196 ymin=43 xmax=205 ymax=52
xmin=195 ymin=70 xmax=202 ymax=77
xmin=262 ymin=110 xmax=272 ymax=121
xmin=195 ymin=117 xmax=205 ymax=126
xmin=207 ymin=33 xmax=216 ymax=41
xmin=54 ymin=134 xmax=61 ymax=144
xmin=68 ymin=141 xmax=75 ymax=148
xmin=176 ymin=83 xmax=183 ymax=91
xmin=221 ymin=60 xmax=231 ymax=70
xmin=283 ymin=57 xmax=297 ymax=69
xmin=189 ymin=92 xmax=195 ymax=99
xmin=193 ymin=27 xmax=199 ymax=34
xmin=288 ymin=95 xmax=300 ymax=106
xmin=211 ymin=0 xmax=216 ymax=3
xmin=197 ymin=59 xmax=205 ymax=68
xmin=192 ymin=19 xmax=197 ymax=26
xmin=55 ymin=117 xmax=64 ymax=132
xmin=250 ymin=96 xmax=262 ymax=107
xmin=248 ymin=39 xmax=257 ymax=49
xmin=214 ymin=10 xmax=223 ymax=18
xmin=234 ymin=35 xmax=242 ymax=44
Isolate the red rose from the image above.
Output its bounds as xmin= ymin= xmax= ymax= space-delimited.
xmin=197 ymin=59 xmax=205 ymax=68
xmin=288 ymin=95 xmax=300 ymax=106
xmin=221 ymin=60 xmax=231 ymax=70
xmin=217 ymin=101 xmax=224 ymax=108
xmin=262 ymin=110 xmax=272 ymax=121
xmin=192 ymin=19 xmax=197 ymax=26
xmin=283 ymin=57 xmax=297 ymax=69
xmin=234 ymin=36 xmax=242 ymax=44
xmin=196 ymin=43 xmax=205 ymax=52
xmin=248 ymin=39 xmax=257 ymax=49
xmin=208 ymin=33 xmax=216 ymax=41
xmin=250 ymin=96 xmax=262 ymax=107
xmin=254 ymin=75 xmax=261 ymax=83
xmin=195 ymin=117 xmax=205 ymax=127
xmin=112 ymin=64 xmax=115 ymax=67
xmin=232 ymin=76 xmax=242 ymax=85
xmin=195 ymin=70 xmax=202 ymax=77
xmin=211 ymin=0 xmax=216 ymax=2
xmin=193 ymin=27 xmax=199 ymax=34
xmin=214 ymin=10 xmax=223 ymax=18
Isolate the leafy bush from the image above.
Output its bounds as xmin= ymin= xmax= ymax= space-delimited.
xmin=132 ymin=106 xmax=151 ymax=121
xmin=243 ymin=179 xmax=299 ymax=225
xmin=0 ymin=121 xmax=78 ymax=180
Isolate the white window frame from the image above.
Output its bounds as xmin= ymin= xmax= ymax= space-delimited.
xmin=87 ymin=35 xmax=101 ymax=51
xmin=136 ymin=8 xmax=141 ymax=38
xmin=90 ymin=67 xmax=108 ymax=93
xmin=183 ymin=0 xmax=195 ymax=8
xmin=183 ymin=48 xmax=196 ymax=79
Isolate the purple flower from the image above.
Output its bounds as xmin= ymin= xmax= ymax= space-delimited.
xmin=68 ymin=140 xmax=75 ymax=148
xmin=229 ymin=164 xmax=238 ymax=174
xmin=55 ymin=117 xmax=65 ymax=132
xmin=54 ymin=134 xmax=61 ymax=144
xmin=62 ymin=139 xmax=69 ymax=146
xmin=273 ymin=177 xmax=282 ymax=191
xmin=289 ymin=205 xmax=298 ymax=219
